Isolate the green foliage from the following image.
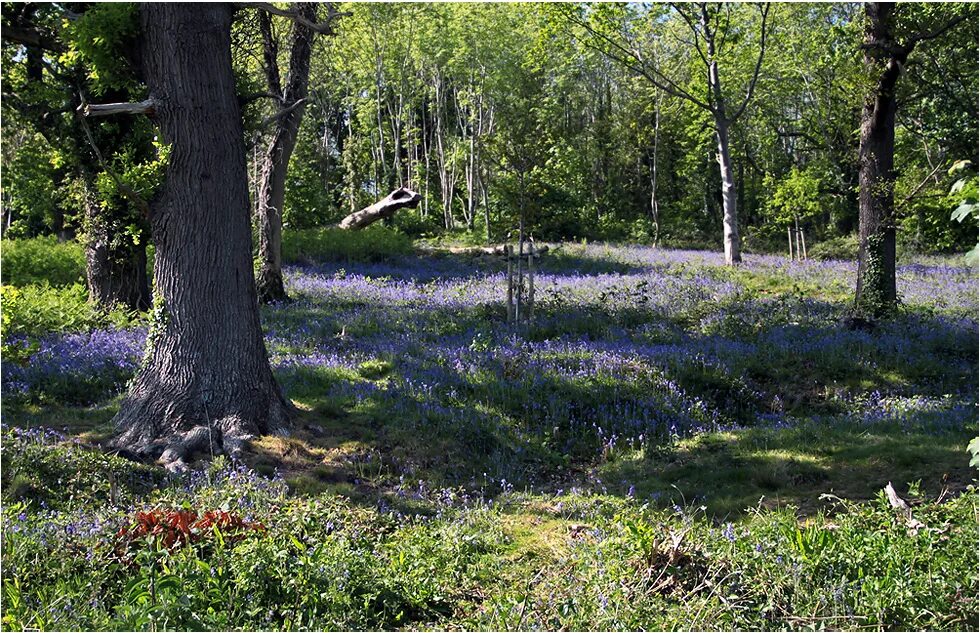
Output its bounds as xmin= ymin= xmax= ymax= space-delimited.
xmin=948 ymin=160 xmax=979 ymax=265
xmin=357 ymin=359 xmax=393 ymax=380
xmin=0 ymin=426 xmax=163 ymax=509
xmin=4 ymin=424 xmax=976 ymax=632
xmin=2 ymin=2 xmax=156 ymax=288
xmin=60 ymin=3 xmax=141 ymax=95
xmin=1 ymin=134 xmax=65 ymax=238
xmin=0 ymin=283 xmax=136 ymax=340
xmin=1 ymin=284 xmax=93 ymax=338
xmin=1 ymin=236 xmax=86 ymax=287
xmin=0 ymin=443 xmax=502 ymax=631
xmin=475 ymin=491 xmax=979 ymax=631
xmin=1 ymin=241 xmax=977 ymax=630
xmin=808 ymin=234 xmax=860 ymax=261
xmin=282 ymin=226 xmax=413 ymax=264
xmin=94 ymin=140 xmax=171 ymax=222
xmin=763 ymin=166 xmax=831 ymax=228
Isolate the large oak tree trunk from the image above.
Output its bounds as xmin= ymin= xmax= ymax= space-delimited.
xmin=255 ymin=3 xmax=317 ymax=304
xmin=112 ymin=3 xmax=290 ymax=469
xmin=855 ymin=2 xmax=900 ymax=316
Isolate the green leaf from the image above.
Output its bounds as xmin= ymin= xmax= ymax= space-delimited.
xmin=965 ymin=244 xmax=979 ymax=267
xmin=948 ymin=159 xmax=973 ymax=176
xmin=950 ymin=201 xmax=978 ymax=223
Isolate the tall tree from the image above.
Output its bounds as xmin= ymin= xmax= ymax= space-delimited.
xmin=109 ymin=3 xmax=291 ymax=469
xmin=563 ymin=2 xmax=772 ymax=265
xmin=854 ymin=2 xmax=971 ymax=316
xmin=254 ymin=3 xmax=320 ymax=304
xmin=1 ymin=3 xmax=154 ymax=311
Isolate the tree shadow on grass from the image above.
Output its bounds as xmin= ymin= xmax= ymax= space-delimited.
xmin=598 ymin=420 xmax=976 ymax=520
xmin=283 ymin=245 xmax=658 ymax=285
xmin=3 ymin=248 xmax=975 ymax=522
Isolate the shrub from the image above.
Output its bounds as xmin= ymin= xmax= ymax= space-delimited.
xmin=282 ymin=226 xmax=413 ymax=264
xmin=808 ymin=234 xmax=859 ymax=261
xmin=1 ymin=236 xmax=86 ymax=287
xmin=393 ymin=210 xmax=444 ymax=238
xmin=1 ymin=282 xmax=141 ymax=341
xmin=1 ymin=283 xmax=96 ymax=338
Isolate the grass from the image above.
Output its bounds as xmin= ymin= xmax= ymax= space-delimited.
xmin=601 ymin=421 xmax=974 ymax=518
xmin=282 ymin=225 xmax=413 ymax=264
xmin=2 ymin=241 xmax=977 ymax=630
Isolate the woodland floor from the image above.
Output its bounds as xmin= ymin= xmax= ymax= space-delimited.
xmin=2 ymin=242 xmax=978 ymax=631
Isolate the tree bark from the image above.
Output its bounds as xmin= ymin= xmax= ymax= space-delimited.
xmin=419 ymin=243 xmax=549 ymax=258
xmin=649 ymin=91 xmax=661 ymax=246
xmin=255 ymin=3 xmax=317 ymax=304
xmin=113 ymin=3 xmax=291 ymax=470
xmin=83 ymin=186 xmax=151 ymax=312
xmin=855 ymin=2 xmax=900 ymax=316
xmin=702 ymin=4 xmax=742 ymax=265
xmin=714 ymin=117 xmax=741 ymax=264
xmin=482 ymin=168 xmax=492 ymax=244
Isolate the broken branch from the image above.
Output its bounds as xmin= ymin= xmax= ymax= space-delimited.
xmin=336 ymin=188 xmax=421 ymax=230
xmin=77 ymin=98 xmax=157 ymax=118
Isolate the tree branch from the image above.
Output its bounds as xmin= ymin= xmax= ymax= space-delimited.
xmin=897 ymin=162 xmax=946 ymax=210
xmin=863 ymin=9 xmax=971 ymax=60
xmin=669 ymin=3 xmax=709 ymax=68
xmin=239 ymin=91 xmax=285 ymax=107
xmin=0 ymin=23 xmax=64 ymax=51
xmin=903 ymin=10 xmax=971 ymax=52
xmin=729 ymin=2 xmax=771 ymax=122
xmin=241 ymin=2 xmax=350 ymax=36
xmin=258 ymin=9 xmax=282 ymax=96
xmin=77 ymin=99 xmax=158 ymax=118
xmin=257 ymin=98 xmax=307 ymax=128
xmin=560 ymin=6 xmax=712 ymax=112
xmin=74 ymin=107 xmax=151 ymax=218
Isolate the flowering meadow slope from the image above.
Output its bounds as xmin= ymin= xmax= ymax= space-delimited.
xmin=2 ymin=244 xmax=977 ymax=630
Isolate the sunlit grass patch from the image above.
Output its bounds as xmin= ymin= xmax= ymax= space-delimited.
xmin=599 ymin=419 xmax=975 ymax=519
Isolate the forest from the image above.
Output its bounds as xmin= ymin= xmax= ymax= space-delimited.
xmin=0 ymin=2 xmax=978 ymax=631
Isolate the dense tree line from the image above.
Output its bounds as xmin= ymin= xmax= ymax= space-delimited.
xmin=4 ymin=3 xmax=976 ymax=262
xmin=259 ymin=3 xmax=976 ymax=252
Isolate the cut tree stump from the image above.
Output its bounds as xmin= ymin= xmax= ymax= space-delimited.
xmin=337 ymin=187 xmax=422 ymax=230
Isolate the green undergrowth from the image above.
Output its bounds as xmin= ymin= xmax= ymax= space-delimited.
xmin=599 ymin=421 xmax=976 ymax=518
xmin=0 ymin=237 xmax=149 ymax=340
xmin=0 ymin=283 xmax=141 ymax=340
xmin=1 ymin=430 xmax=976 ymax=631
xmin=282 ymin=225 xmax=413 ymax=264
xmin=0 ymin=236 xmax=86 ymax=287
xmin=3 ymin=241 xmax=977 ymax=630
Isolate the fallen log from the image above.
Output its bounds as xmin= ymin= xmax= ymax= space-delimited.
xmin=337 ymin=187 xmax=422 ymax=230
